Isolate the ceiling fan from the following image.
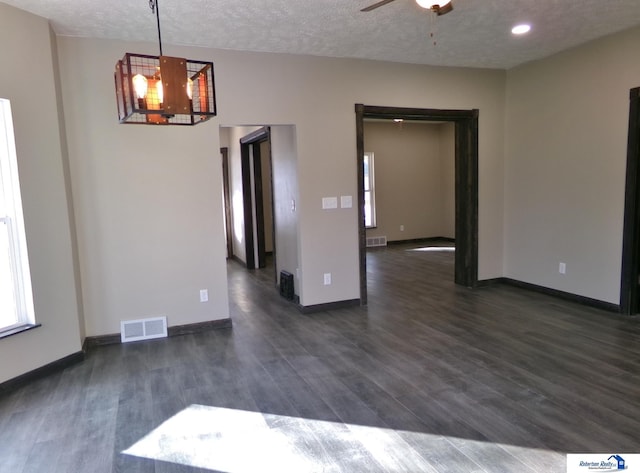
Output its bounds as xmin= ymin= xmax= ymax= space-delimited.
xmin=361 ymin=0 xmax=453 ymax=15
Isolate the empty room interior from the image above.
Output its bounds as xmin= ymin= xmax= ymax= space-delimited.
xmin=1 ymin=0 xmax=640 ymax=471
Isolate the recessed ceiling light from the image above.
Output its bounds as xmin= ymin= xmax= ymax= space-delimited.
xmin=512 ymin=24 xmax=531 ymax=35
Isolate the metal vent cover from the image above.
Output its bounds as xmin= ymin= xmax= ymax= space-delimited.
xmin=120 ymin=316 xmax=168 ymax=343
xmin=279 ymin=270 xmax=294 ymax=300
xmin=366 ymin=236 xmax=387 ymax=247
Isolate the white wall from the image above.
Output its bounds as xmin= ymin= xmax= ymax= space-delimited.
xmin=0 ymin=4 xmax=82 ymax=383
xmin=504 ymin=25 xmax=640 ymax=304
xmin=364 ymin=121 xmax=455 ymax=242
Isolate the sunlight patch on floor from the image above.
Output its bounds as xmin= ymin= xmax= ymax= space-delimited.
xmin=122 ymin=404 xmax=563 ymax=472
xmin=407 ymin=246 xmax=455 ymax=252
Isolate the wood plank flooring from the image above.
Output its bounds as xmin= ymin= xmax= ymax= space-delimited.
xmin=1 ymin=242 xmax=639 ymax=472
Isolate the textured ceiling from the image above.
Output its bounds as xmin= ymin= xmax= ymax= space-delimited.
xmin=4 ymin=0 xmax=640 ymax=69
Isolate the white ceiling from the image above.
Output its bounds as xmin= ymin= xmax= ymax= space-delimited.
xmin=4 ymin=0 xmax=640 ymax=69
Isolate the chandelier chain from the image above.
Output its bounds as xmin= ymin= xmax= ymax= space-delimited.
xmin=148 ymin=0 xmax=163 ymax=56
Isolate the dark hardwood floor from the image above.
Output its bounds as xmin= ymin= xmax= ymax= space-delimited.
xmin=1 ymin=242 xmax=639 ymax=472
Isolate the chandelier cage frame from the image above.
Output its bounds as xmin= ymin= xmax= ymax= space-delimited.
xmin=114 ymin=1 xmax=217 ymax=125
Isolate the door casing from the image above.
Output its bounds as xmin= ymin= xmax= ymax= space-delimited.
xmin=220 ymin=147 xmax=233 ymax=259
xmin=620 ymin=87 xmax=640 ymax=315
xmin=240 ymin=127 xmax=274 ymax=270
xmin=355 ymin=104 xmax=479 ymax=304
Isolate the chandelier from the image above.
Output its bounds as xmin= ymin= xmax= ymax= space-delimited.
xmin=114 ymin=0 xmax=217 ymax=125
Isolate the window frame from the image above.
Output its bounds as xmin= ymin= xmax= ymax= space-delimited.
xmin=364 ymin=151 xmax=377 ymax=229
xmin=0 ymin=98 xmax=36 ymax=338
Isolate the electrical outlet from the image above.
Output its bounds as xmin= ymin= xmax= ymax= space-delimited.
xmin=200 ymin=289 xmax=209 ymax=302
xmin=400 ymin=225 xmax=405 ymax=231
xmin=559 ymin=262 xmax=566 ymax=274
xmin=323 ymin=273 xmax=332 ymax=285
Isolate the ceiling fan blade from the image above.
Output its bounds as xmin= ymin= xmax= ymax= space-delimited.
xmin=361 ymin=0 xmax=397 ymax=12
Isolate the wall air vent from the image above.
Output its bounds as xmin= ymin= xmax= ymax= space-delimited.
xmin=120 ymin=316 xmax=168 ymax=343
xmin=366 ymin=236 xmax=387 ymax=247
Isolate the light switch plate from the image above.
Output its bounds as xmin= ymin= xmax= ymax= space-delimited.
xmin=322 ymin=197 xmax=338 ymax=209
xmin=340 ymin=195 xmax=353 ymax=208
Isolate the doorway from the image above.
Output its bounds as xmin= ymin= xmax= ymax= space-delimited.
xmin=240 ymin=127 xmax=275 ymax=272
xmin=355 ymin=104 xmax=479 ymax=304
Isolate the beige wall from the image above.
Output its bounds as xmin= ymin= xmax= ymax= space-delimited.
xmin=0 ymin=3 xmax=504 ymax=382
xmin=440 ymin=123 xmax=455 ymax=238
xmin=270 ymin=126 xmax=301 ymax=297
xmin=14 ymin=3 xmax=640 ymax=382
xmin=504 ymin=25 xmax=640 ymax=304
xmin=55 ymin=36 xmax=506 ymax=312
xmin=260 ymin=140 xmax=274 ymax=254
xmin=0 ymin=4 xmax=82 ymax=383
xmin=364 ymin=121 xmax=455 ymax=242
xmin=57 ymin=40 xmax=231 ymax=337
xmin=6 ymin=3 xmax=638 ymax=385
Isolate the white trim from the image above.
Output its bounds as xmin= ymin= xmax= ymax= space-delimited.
xmin=121 ymin=316 xmax=168 ymax=343
xmin=0 ymin=98 xmax=35 ymax=330
xmin=364 ymin=151 xmax=377 ymax=228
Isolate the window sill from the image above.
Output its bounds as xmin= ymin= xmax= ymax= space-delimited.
xmin=0 ymin=323 xmax=41 ymax=340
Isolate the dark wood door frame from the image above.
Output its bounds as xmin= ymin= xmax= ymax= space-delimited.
xmin=620 ymin=87 xmax=640 ymax=315
xmin=220 ymin=147 xmax=233 ymax=259
xmin=240 ymin=126 xmax=272 ymax=270
xmin=355 ymin=104 xmax=479 ymax=305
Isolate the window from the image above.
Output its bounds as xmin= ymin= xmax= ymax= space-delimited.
xmin=364 ymin=152 xmax=376 ymax=228
xmin=0 ymin=99 xmax=35 ymax=336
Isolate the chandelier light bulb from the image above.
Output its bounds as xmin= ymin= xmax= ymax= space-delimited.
xmin=156 ymin=80 xmax=164 ymax=104
xmin=132 ymin=74 xmax=148 ymax=99
xmin=186 ymin=78 xmax=193 ymax=100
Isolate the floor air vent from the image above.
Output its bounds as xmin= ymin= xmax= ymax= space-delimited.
xmin=121 ymin=316 xmax=168 ymax=343
xmin=366 ymin=236 xmax=387 ymax=247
